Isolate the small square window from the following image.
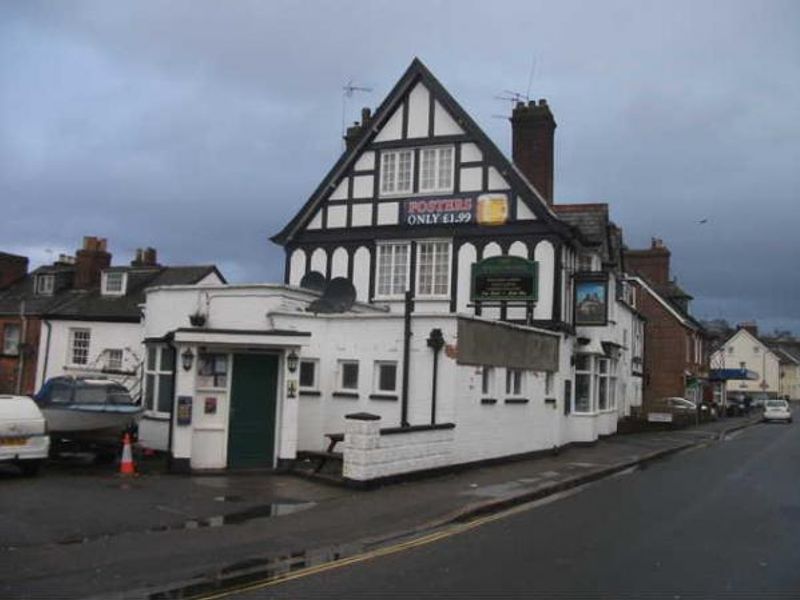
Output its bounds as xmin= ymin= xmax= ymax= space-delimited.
xmin=2 ymin=324 xmax=20 ymax=356
xmin=375 ymin=362 xmax=398 ymax=393
xmin=106 ymin=349 xmax=123 ymax=371
xmin=36 ymin=274 xmax=55 ymax=296
xmin=299 ymin=359 xmax=318 ymax=389
xmin=339 ymin=361 xmax=359 ymax=390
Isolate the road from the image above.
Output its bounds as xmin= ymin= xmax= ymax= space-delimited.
xmin=233 ymin=419 xmax=800 ymax=599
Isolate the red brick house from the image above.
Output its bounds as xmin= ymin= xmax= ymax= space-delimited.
xmin=624 ymin=239 xmax=709 ymax=408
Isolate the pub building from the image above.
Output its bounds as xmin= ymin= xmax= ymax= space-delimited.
xmin=144 ymin=59 xmax=644 ymax=479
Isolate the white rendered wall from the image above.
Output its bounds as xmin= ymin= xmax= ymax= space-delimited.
xmin=533 ymin=240 xmax=554 ymax=321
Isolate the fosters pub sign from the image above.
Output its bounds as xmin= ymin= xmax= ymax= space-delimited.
xmin=401 ymin=193 xmax=509 ymax=227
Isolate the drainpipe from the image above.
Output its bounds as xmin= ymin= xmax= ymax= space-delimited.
xmin=15 ymin=300 xmax=27 ymax=395
xmin=426 ymin=328 xmax=445 ymax=425
xmin=40 ymin=319 xmax=53 ymax=390
xmin=400 ymin=291 xmax=414 ymax=427
xmin=166 ymin=339 xmax=178 ymax=472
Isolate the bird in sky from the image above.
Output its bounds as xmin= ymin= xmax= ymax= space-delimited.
xmin=698 ymin=218 xmax=709 ymax=224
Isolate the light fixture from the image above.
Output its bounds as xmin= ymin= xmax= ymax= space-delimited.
xmin=181 ymin=347 xmax=195 ymax=372
xmin=287 ymin=350 xmax=299 ymax=373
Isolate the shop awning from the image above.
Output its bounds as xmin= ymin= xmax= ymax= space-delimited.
xmin=708 ymin=368 xmax=759 ymax=382
xmin=173 ymin=327 xmax=311 ymax=348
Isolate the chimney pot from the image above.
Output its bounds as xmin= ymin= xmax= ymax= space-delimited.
xmin=74 ymin=235 xmax=111 ymax=289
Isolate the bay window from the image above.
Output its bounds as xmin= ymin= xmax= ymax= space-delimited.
xmin=575 ymin=354 xmax=618 ymax=413
xmin=574 ymin=354 xmax=593 ymax=413
xmin=144 ymin=345 xmax=175 ymax=415
xmin=416 ymin=241 xmax=450 ymax=297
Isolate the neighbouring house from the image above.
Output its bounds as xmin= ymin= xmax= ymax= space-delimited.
xmin=0 ymin=236 xmax=224 ymax=404
xmin=710 ymin=322 xmax=781 ymax=402
xmin=142 ymin=58 xmax=644 ymax=479
xmin=623 ymin=238 xmax=710 ymax=411
xmin=771 ymin=345 xmax=800 ymax=400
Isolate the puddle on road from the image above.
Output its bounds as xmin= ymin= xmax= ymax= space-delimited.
xmin=149 ymin=541 xmax=366 ymax=600
xmin=54 ymin=501 xmax=316 ymax=547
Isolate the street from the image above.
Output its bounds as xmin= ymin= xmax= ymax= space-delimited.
xmin=235 ymin=419 xmax=800 ymax=599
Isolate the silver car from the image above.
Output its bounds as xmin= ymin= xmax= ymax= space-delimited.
xmin=763 ymin=399 xmax=792 ymax=423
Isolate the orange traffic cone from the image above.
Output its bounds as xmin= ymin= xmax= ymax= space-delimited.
xmin=119 ymin=432 xmax=136 ymax=476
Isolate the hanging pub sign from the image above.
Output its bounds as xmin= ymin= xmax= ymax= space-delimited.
xmin=471 ymin=256 xmax=538 ymax=303
xmin=574 ymin=275 xmax=609 ymax=326
xmin=401 ymin=193 xmax=509 ymax=227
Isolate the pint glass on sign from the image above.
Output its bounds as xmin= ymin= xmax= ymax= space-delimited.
xmin=476 ymin=194 xmax=508 ymax=226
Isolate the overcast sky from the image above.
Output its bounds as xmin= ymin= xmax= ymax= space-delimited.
xmin=2 ymin=1 xmax=798 ymax=332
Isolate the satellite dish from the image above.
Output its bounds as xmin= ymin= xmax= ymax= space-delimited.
xmin=300 ymin=271 xmax=327 ymax=293
xmin=308 ymin=277 xmax=357 ymax=314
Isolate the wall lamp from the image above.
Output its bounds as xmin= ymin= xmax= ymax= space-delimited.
xmin=287 ymin=350 xmax=299 ymax=373
xmin=181 ymin=347 xmax=195 ymax=372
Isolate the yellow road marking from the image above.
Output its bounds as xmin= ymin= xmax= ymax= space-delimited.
xmin=193 ymin=510 xmax=515 ymax=600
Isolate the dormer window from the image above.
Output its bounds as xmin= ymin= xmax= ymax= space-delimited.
xmin=35 ymin=273 xmax=55 ymax=296
xmin=102 ymin=271 xmax=126 ymax=296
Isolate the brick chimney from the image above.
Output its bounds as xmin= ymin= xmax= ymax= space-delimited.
xmin=74 ymin=236 xmax=111 ymax=289
xmin=131 ymin=247 xmax=159 ymax=268
xmin=624 ymin=238 xmax=671 ymax=287
xmin=0 ymin=252 xmax=28 ymax=289
xmin=738 ymin=321 xmax=759 ymax=338
xmin=344 ymin=107 xmax=373 ymax=151
xmin=511 ymin=99 xmax=556 ymax=204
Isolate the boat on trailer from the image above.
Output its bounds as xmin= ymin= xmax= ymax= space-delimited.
xmin=34 ymin=377 xmax=143 ymax=446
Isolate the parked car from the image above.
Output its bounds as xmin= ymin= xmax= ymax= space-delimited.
xmin=0 ymin=394 xmax=50 ymax=476
xmin=763 ymin=399 xmax=792 ymax=423
xmin=664 ymin=397 xmax=697 ymax=414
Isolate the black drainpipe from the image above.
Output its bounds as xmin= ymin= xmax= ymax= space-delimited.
xmin=400 ymin=290 xmax=414 ymax=427
xmin=426 ymin=328 xmax=445 ymax=425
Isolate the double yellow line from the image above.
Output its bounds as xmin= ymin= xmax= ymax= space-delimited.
xmin=195 ymin=508 xmax=515 ymax=600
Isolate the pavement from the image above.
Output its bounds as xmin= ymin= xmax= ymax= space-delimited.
xmin=0 ymin=414 xmax=762 ymax=599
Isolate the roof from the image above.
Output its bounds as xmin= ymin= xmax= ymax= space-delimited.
xmin=552 ymin=204 xmax=609 ymax=246
xmin=271 ymin=57 xmax=574 ymax=246
xmin=0 ymin=264 xmax=223 ymax=321
xmin=0 ymin=265 xmax=77 ymax=315
xmin=625 ymin=275 xmax=703 ymax=333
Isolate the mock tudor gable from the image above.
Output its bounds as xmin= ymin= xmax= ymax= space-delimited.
xmin=273 ymin=58 xmax=586 ymax=329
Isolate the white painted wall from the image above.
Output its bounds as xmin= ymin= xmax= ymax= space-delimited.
xmin=533 ymin=240 xmax=555 ymax=321
xmin=712 ymin=329 xmax=781 ymax=396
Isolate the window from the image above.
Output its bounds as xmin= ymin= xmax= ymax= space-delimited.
xmin=69 ymin=328 xmax=91 ymax=365
xmin=197 ymin=353 xmax=228 ymax=389
xmin=416 ymin=241 xmax=450 ymax=297
xmin=380 ymin=150 xmax=413 ymax=195
xmin=299 ymin=359 xmax=318 ymax=390
xmin=574 ymin=354 xmax=593 ymax=413
xmin=506 ymin=369 xmax=523 ymax=396
xmin=481 ymin=366 xmax=495 ymax=396
xmin=753 ymin=346 xmax=760 ymax=354
xmin=727 ymin=346 xmax=734 ymax=355
xmin=339 ymin=360 xmax=359 ymax=390
xmin=2 ymin=323 xmax=20 ymax=355
xmin=102 ymin=271 xmax=126 ymax=295
xmin=597 ymin=358 xmax=609 ymax=410
xmin=36 ymin=273 xmax=55 ymax=295
xmin=376 ymin=243 xmax=410 ymax=297
xmin=106 ymin=348 xmax=123 ymax=371
xmin=564 ymin=379 xmax=572 ymax=415
xmin=374 ymin=361 xmax=398 ymax=393
xmin=419 ymin=146 xmax=454 ymax=193
xmin=144 ymin=345 xmax=175 ymax=414
xmin=578 ymin=254 xmax=594 ymax=272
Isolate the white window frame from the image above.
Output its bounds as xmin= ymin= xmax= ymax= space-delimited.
xmin=505 ymin=368 xmax=523 ymax=397
xmin=380 ymin=149 xmax=414 ymax=196
xmin=101 ymin=271 xmax=127 ymax=296
xmin=106 ymin=348 xmax=123 ymax=371
xmin=415 ymin=240 xmax=451 ymax=298
xmin=338 ymin=360 xmax=360 ymax=391
xmin=419 ymin=145 xmax=455 ymax=194
xmin=574 ymin=353 xmax=595 ymax=414
xmin=68 ymin=328 xmax=91 ymax=366
xmin=299 ymin=358 xmax=319 ymax=391
xmin=36 ymin=273 xmax=55 ymax=296
xmin=144 ymin=345 xmax=175 ymax=416
xmin=375 ymin=242 xmax=411 ymax=298
xmin=2 ymin=323 xmax=20 ymax=356
xmin=374 ymin=361 xmax=398 ymax=394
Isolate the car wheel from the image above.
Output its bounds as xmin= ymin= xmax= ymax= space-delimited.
xmin=19 ymin=460 xmax=42 ymax=477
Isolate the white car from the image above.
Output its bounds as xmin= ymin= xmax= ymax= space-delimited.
xmin=0 ymin=395 xmax=50 ymax=475
xmin=763 ymin=399 xmax=792 ymax=423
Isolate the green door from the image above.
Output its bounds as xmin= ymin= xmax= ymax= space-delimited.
xmin=228 ymin=354 xmax=279 ymax=469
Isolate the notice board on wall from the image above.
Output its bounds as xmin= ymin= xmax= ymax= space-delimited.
xmin=456 ymin=318 xmax=559 ymax=372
